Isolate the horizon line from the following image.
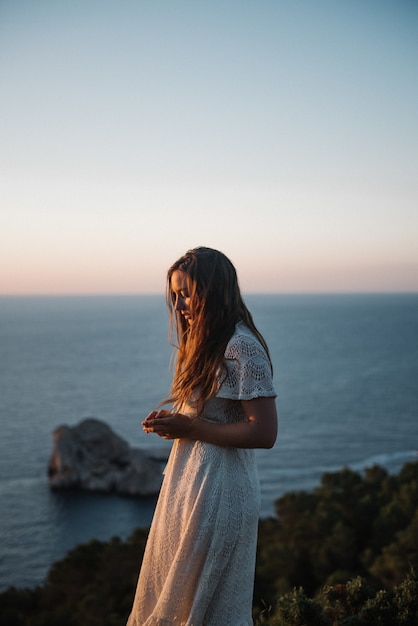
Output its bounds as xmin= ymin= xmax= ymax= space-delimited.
xmin=1 ymin=290 xmax=417 ymax=298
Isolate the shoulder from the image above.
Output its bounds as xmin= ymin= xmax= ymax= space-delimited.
xmin=225 ymin=322 xmax=267 ymax=360
xmin=218 ymin=322 xmax=277 ymax=400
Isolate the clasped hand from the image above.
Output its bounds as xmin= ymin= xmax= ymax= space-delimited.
xmin=142 ymin=410 xmax=193 ymax=440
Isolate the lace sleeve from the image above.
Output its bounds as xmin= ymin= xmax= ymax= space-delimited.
xmin=217 ymin=328 xmax=277 ymax=401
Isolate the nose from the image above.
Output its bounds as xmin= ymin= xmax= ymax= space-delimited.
xmin=175 ymin=294 xmax=184 ymax=311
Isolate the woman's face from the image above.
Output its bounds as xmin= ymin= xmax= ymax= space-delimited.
xmin=171 ymin=270 xmax=193 ymax=324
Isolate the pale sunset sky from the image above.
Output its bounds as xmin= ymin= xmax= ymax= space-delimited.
xmin=1 ymin=0 xmax=417 ymax=294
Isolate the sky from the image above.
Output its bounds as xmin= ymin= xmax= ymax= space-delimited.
xmin=0 ymin=0 xmax=417 ymax=294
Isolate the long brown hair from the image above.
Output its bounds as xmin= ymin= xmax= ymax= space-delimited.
xmin=164 ymin=247 xmax=272 ymax=414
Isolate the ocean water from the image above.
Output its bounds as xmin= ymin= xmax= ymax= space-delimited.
xmin=0 ymin=293 xmax=417 ymax=591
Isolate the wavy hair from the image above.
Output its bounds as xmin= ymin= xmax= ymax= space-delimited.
xmin=164 ymin=247 xmax=272 ymax=414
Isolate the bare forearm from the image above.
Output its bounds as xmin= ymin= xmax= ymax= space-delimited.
xmin=143 ymin=397 xmax=278 ymax=449
xmin=189 ymin=417 xmax=276 ymax=449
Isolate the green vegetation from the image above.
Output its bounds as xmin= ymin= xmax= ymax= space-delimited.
xmin=1 ymin=461 xmax=417 ymax=625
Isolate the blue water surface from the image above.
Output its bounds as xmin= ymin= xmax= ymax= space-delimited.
xmin=0 ymin=293 xmax=417 ymax=590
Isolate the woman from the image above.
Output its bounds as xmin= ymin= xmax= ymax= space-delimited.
xmin=127 ymin=247 xmax=278 ymax=626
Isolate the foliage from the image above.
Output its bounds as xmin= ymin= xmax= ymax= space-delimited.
xmin=1 ymin=461 xmax=417 ymax=625
xmin=253 ymin=570 xmax=418 ymax=625
xmin=0 ymin=529 xmax=149 ymax=626
xmin=254 ymin=460 xmax=418 ymax=608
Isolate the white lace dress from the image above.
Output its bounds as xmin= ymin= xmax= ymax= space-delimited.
xmin=127 ymin=322 xmax=277 ymax=626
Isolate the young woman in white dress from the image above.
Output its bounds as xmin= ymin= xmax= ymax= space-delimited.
xmin=127 ymin=247 xmax=278 ymax=626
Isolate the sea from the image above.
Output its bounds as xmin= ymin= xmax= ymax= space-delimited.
xmin=0 ymin=293 xmax=417 ymax=592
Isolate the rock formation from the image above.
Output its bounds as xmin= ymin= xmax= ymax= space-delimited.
xmin=48 ymin=417 xmax=166 ymax=496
